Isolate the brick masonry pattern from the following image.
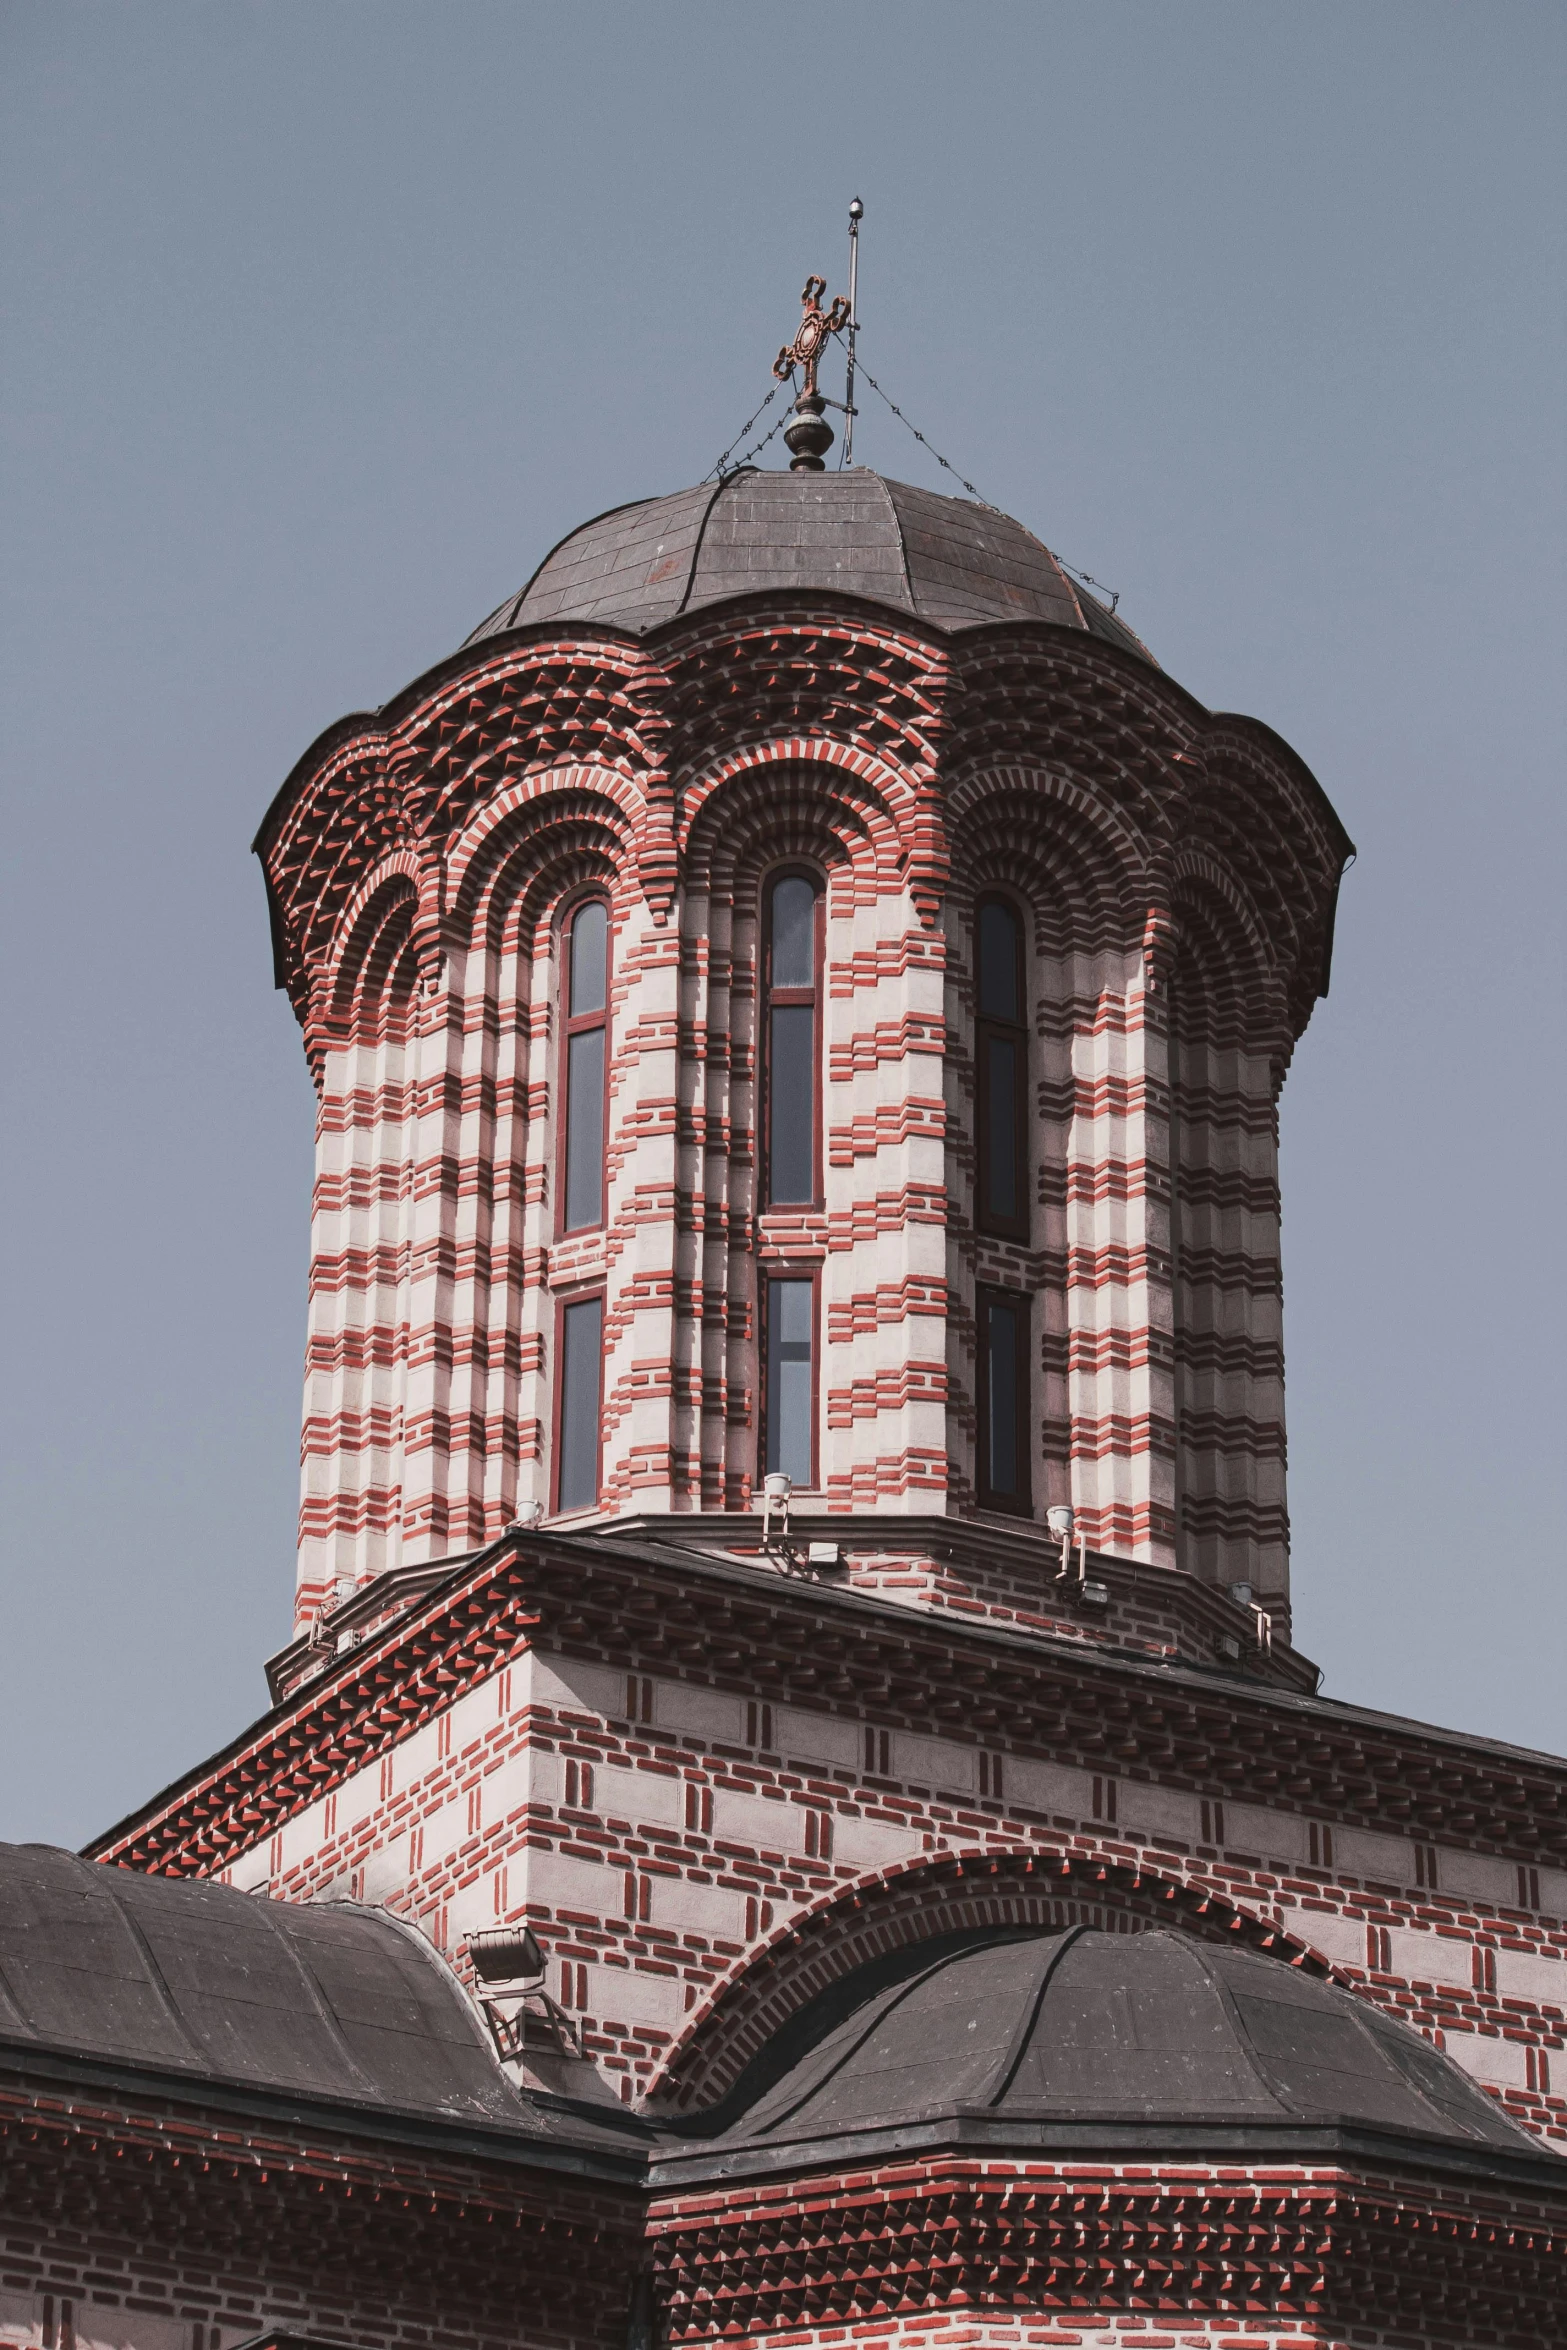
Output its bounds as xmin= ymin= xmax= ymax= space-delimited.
xmin=254 ymin=608 xmax=1349 ymax=1616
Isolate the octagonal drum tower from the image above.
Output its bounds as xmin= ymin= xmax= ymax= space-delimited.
xmin=257 ymin=467 xmax=1351 ymax=1644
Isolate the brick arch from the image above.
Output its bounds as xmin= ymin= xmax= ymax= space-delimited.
xmin=682 ymin=748 xmax=909 ymax=912
xmin=1177 ymin=724 xmax=1346 ymax=1039
xmin=444 ymin=761 xmax=648 ymax=915
xmin=1169 ymin=860 xmax=1291 ymax=1071
xmin=943 ymin=642 xmax=1184 ymax=837
xmin=323 ymin=871 xmax=420 ymax=1050
xmin=945 ymin=764 xmax=1150 ymax=963
xmin=663 ymin=618 xmax=944 ymax=827
xmin=644 ymin=1842 xmax=1326 ymax=2115
xmin=455 ymin=791 xmax=639 ymax=960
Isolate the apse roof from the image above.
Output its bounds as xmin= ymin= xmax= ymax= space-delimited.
xmin=0 ymin=1843 xmax=603 ymax=2147
xmin=462 ymin=468 xmax=1154 ymax=660
xmin=660 ymin=1926 xmax=1546 ymax=2170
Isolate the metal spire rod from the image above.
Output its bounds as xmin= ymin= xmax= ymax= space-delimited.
xmin=843 ymin=197 xmax=863 ymax=467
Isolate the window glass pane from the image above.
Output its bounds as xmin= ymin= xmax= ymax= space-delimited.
xmin=771 ymin=876 xmax=817 ymax=990
xmin=564 ymin=1027 xmax=606 ymax=1230
xmin=570 ymin=900 xmax=608 ymax=1018
xmin=984 ymin=1034 xmax=1019 ymax=1221
xmin=558 ymin=1296 xmax=604 ymax=1512
xmin=986 ymin=1299 xmax=1020 ymax=1497
xmin=768 ymin=1004 xmax=815 ymax=1203
xmin=978 ymin=901 xmax=1021 ymax=1023
xmin=766 ymin=1278 xmax=814 ymax=1485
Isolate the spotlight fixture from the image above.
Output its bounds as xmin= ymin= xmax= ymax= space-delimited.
xmin=508 ymin=1499 xmax=544 ymax=1534
xmin=465 ymin=1926 xmax=545 ymax=1986
xmin=761 ymin=1471 xmax=793 ymax=1543
xmin=1046 ymin=1504 xmax=1076 ymax=1578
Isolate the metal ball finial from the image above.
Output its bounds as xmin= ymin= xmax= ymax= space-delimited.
xmin=849 ymin=196 xmax=864 ymax=221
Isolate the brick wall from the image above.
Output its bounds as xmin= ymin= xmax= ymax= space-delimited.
xmin=647 ymin=2153 xmax=1565 ymax=2348
xmin=0 ymin=2076 xmax=638 ymax=2350
xmin=212 ymin=1639 xmax=1565 ymax=2142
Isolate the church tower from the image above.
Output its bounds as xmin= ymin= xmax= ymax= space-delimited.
xmin=69 ymin=305 xmax=1562 ymax=2350
xmin=255 ymin=440 xmax=1347 ymax=1644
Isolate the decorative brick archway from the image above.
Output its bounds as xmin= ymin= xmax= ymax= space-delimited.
xmin=649 ymin=1842 xmax=1323 ymax=2113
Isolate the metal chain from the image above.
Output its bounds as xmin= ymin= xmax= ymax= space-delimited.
xmin=723 ymin=401 xmax=793 ymax=474
xmin=707 ymin=342 xmax=1124 ymax=616
xmin=853 ymin=359 xmax=994 ymax=504
xmin=850 ymin=351 xmax=1122 ymax=611
xmin=706 ymin=374 xmax=791 ymax=483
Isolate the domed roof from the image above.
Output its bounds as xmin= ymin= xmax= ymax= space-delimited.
xmin=675 ymin=1927 xmax=1543 ymax=2162
xmin=463 ymin=468 xmax=1154 ymax=661
xmin=0 ymin=1844 xmax=571 ymax=2140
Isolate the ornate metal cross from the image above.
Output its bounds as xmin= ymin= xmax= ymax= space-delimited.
xmin=774 ymin=275 xmax=851 ymax=400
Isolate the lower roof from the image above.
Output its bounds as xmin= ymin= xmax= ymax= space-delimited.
xmin=4 ymin=1846 xmax=1563 ymax=2201
xmin=0 ymin=1843 xmax=585 ymax=2144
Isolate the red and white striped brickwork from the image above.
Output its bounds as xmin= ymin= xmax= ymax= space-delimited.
xmin=259 ymin=611 xmax=1346 ymax=1630
xmin=86 ymin=1522 xmax=1547 ymax=2153
xmin=207 ymin=1645 xmax=1565 ymax=2140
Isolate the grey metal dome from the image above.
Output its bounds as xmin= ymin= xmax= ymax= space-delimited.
xmin=463 ymin=468 xmax=1153 ymax=659
xmin=0 ymin=1843 xmax=546 ymax=2134
xmin=670 ymin=1927 xmax=1543 ymax=2162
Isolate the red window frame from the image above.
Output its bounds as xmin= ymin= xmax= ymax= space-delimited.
xmin=976 ymin=1284 xmax=1032 ymax=1515
xmin=974 ymin=892 xmax=1029 ymax=1240
xmin=551 ymin=1287 xmax=606 ymax=1516
xmin=760 ymin=867 xmax=824 ymax=1211
xmin=556 ymin=893 xmax=611 ymax=1237
xmin=760 ymin=1263 xmax=820 ymax=1492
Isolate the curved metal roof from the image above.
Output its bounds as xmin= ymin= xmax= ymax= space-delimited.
xmin=462 ymin=469 xmax=1154 ymax=661
xmin=687 ymin=1926 xmax=1542 ymax=2158
xmin=0 ymin=1844 xmax=542 ymax=2133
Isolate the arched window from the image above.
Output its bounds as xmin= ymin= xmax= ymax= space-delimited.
xmin=762 ymin=872 xmax=821 ymax=1207
xmin=560 ymin=898 xmax=609 ymax=1234
xmin=975 ymin=895 xmax=1028 ymax=1237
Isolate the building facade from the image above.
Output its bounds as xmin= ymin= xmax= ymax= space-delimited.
xmin=2 ymin=458 xmax=1562 ymax=2350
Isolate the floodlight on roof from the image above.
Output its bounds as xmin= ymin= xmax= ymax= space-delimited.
xmin=761 ymin=1471 xmax=793 ymax=1544
xmin=465 ymin=1927 xmax=544 ymax=1986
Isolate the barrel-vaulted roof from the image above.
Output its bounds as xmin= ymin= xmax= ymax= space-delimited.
xmin=0 ymin=1843 xmax=553 ymax=2136
xmin=462 ymin=468 xmax=1154 ymax=660
xmin=661 ymin=1925 xmax=1544 ymax=2168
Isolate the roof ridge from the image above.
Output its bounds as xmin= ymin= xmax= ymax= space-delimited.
xmin=872 ymin=471 xmax=918 ymax=616
xmin=461 ymin=493 xmax=660 ymax=647
xmin=677 ymin=470 xmax=748 ymax=617
xmin=985 ymin=1925 xmax=1089 ymax=2107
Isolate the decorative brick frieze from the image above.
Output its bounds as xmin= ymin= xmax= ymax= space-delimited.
xmin=646 ymin=2155 xmax=1566 ymax=2347
xmin=0 ymin=2071 xmax=641 ymax=2350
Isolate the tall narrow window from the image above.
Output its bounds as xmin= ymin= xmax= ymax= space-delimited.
xmin=561 ymin=898 xmax=609 ymax=1232
xmin=975 ymin=896 xmax=1028 ymax=1236
xmin=977 ymin=1287 xmax=1030 ymax=1513
xmin=764 ymin=1275 xmax=816 ymax=1488
xmin=556 ymin=1293 xmax=604 ymax=1513
xmin=764 ymin=873 xmax=820 ymax=1207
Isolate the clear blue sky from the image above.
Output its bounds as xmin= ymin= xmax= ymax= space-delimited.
xmin=2 ymin=2 xmax=1562 ymax=1845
